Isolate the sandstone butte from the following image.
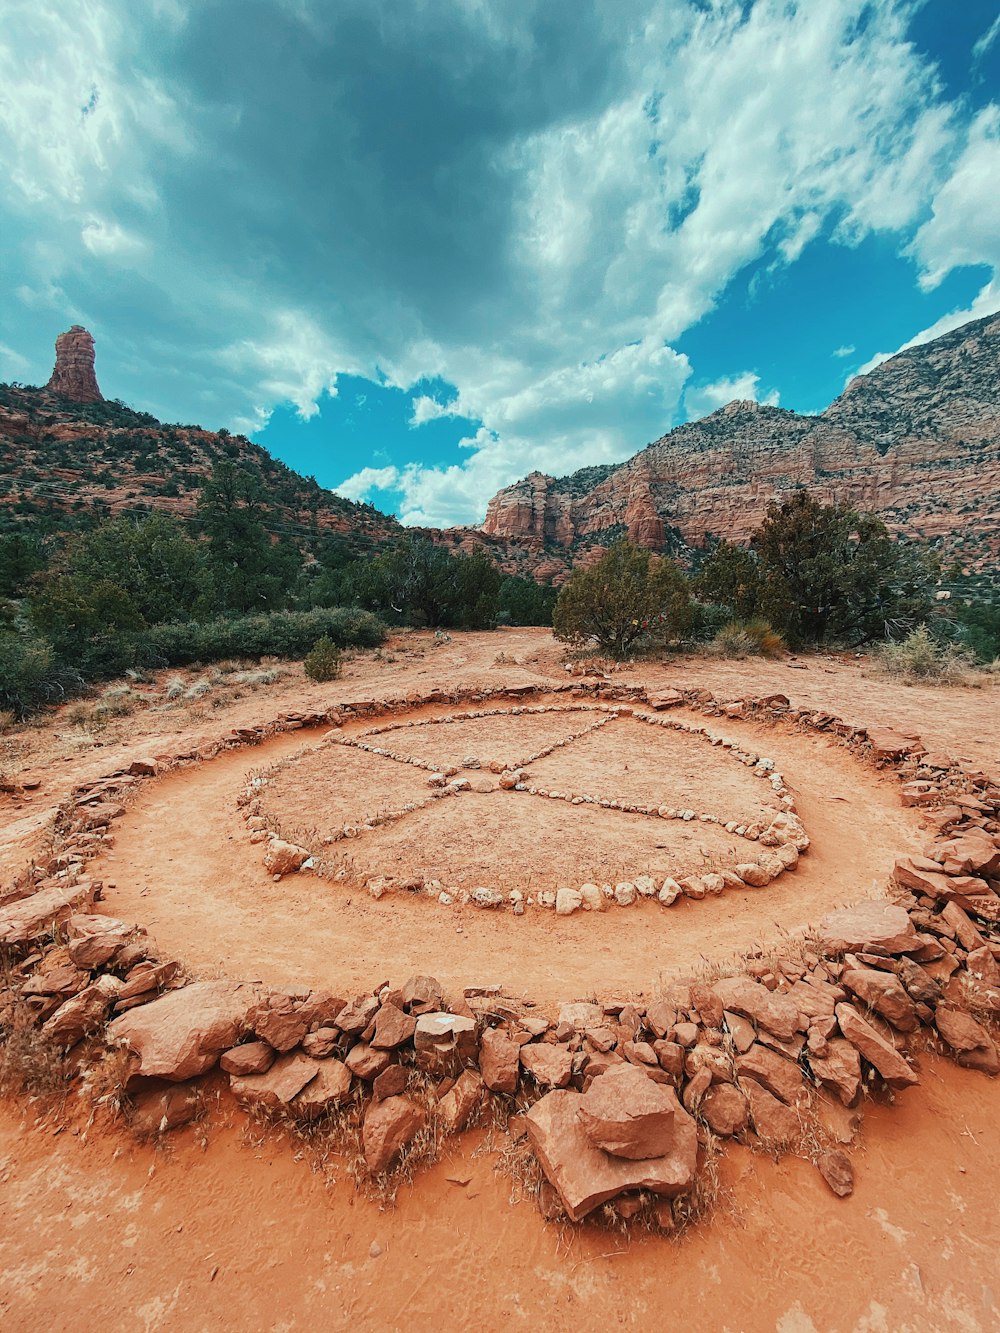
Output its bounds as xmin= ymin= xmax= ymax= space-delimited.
xmin=45 ymin=325 xmax=103 ymax=402
xmin=472 ymin=311 xmax=1000 ymax=579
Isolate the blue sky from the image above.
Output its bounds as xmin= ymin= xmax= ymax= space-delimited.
xmin=1 ymin=1 xmax=999 ymax=525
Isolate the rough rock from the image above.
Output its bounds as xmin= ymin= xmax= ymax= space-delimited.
xmin=712 ymin=975 xmax=801 ymax=1040
xmin=335 ymin=994 xmax=381 ymax=1036
xmin=42 ymin=976 xmax=121 ymax=1049
xmin=0 ymin=882 xmax=98 ymax=945
xmin=436 ymin=1069 xmax=483 ymax=1133
xmin=231 ymin=1052 xmax=319 ymax=1110
xmin=107 ymin=981 xmax=260 ymax=1080
xmin=736 ymin=1043 xmax=806 ymax=1106
xmin=520 ymin=1042 xmax=573 ymax=1088
xmin=841 ymin=967 xmax=919 ymax=1032
xmin=247 ymin=993 xmax=310 ymax=1052
xmin=220 ymin=1041 xmax=275 ymax=1076
xmin=66 ymin=916 xmax=136 ymax=969
xmin=742 ymin=1079 xmax=801 ymax=1145
xmin=46 ymin=325 xmax=103 ymax=402
xmin=413 ymin=1012 xmax=478 ymax=1074
xmin=934 ymin=1005 xmax=999 ymax=1074
xmin=401 ymin=975 xmax=444 ymax=1015
xmin=263 ymin=839 xmax=309 ymax=876
xmin=818 ymin=1149 xmax=855 ymax=1198
xmin=701 ymin=1082 xmax=750 ymax=1137
xmin=345 ymin=1042 xmax=392 ymax=1080
xmin=373 ymin=1064 xmax=408 ymax=1100
xmin=806 ymin=1037 xmax=862 ymax=1106
xmin=576 ymin=1063 xmax=681 ymax=1159
xmin=524 ymin=1088 xmax=698 ymax=1221
xmin=480 ymin=1027 xmax=520 ymax=1093
xmin=371 ymin=1002 xmax=417 ymax=1049
xmin=819 ymin=902 xmax=918 ymax=956
xmin=362 ymin=1095 xmax=426 ymax=1175
xmin=835 ymin=1003 xmax=919 ymax=1089
xmin=555 ymin=887 xmax=583 ymax=916
xmin=130 ymin=1084 xmax=200 ymax=1137
xmin=291 ymin=1059 xmax=353 ymax=1117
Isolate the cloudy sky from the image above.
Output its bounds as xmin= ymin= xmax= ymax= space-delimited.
xmin=2 ymin=1 xmax=999 ymax=526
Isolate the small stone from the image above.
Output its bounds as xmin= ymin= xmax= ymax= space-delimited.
xmin=614 ymin=882 xmax=637 ymax=907
xmin=817 ymin=1149 xmax=854 ymax=1198
xmin=362 ymin=1096 xmax=426 ymax=1175
xmin=220 ymin=1041 xmax=275 ymax=1076
xmin=480 ymin=1028 xmax=520 ymax=1093
xmin=555 ymin=887 xmax=583 ymax=916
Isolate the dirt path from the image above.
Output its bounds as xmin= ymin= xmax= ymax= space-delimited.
xmin=92 ymin=706 xmax=923 ymax=1006
xmin=2 ymin=1051 xmax=998 ymax=1332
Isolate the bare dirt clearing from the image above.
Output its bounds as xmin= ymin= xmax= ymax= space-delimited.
xmin=2 ymin=628 xmax=999 ymax=1332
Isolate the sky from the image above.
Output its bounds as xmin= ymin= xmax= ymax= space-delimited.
xmin=1 ymin=1 xmax=999 ymax=528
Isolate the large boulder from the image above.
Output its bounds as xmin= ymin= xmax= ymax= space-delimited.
xmin=524 ymin=1089 xmax=698 ymax=1222
xmin=0 ymin=882 xmax=97 ymax=946
xmin=819 ymin=902 xmax=917 ymax=956
xmin=841 ymin=967 xmax=919 ymax=1032
xmin=577 ymin=1063 xmax=682 ymax=1160
xmin=107 ymin=981 xmax=261 ymax=1080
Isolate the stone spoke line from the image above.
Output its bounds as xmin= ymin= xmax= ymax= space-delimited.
xmin=245 ymin=699 xmax=810 ymax=912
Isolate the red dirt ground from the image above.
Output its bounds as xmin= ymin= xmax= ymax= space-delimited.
xmin=1 ymin=628 xmax=998 ymax=1330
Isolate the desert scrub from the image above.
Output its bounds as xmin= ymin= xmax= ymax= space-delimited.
xmin=873 ymin=625 xmax=978 ymax=685
xmin=304 ymin=636 xmax=343 ymax=682
xmin=710 ymin=618 xmax=787 ymax=659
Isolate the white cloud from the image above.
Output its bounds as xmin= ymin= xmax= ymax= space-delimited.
xmin=684 ymin=372 xmax=779 ymax=422
xmin=409 ymin=394 xmax=457 ymax=426
xmin=0 ymin=342 xmax=30 ymax=377
xmin=3 ymin=0 xmax=1000 ymax=524
xmin=334 ymin=465 xmax=402 ymax=502
xmin=833 ymin=345 xmax=856 ymax=358
xmin=973 ymin=15 xmax=1000 ymax=62
xmin=910 ymin=107 xmax=1000 ymax=290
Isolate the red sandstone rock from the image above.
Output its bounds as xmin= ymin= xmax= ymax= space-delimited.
xmin=712 ymin=975 xmax=801 ymax=1040
xmin=230 ymin=1052 xmax=319 ymax=1110
xmin=291 ymin=1059 xmax=353 ymax=1117
xmin=835 ymin=1004 xmax=919 ymax=1089
xmin=818 ymin=1150 xmax=855 ymax=1198
xmin=371 ymin=1002 xmax=417 ymax=1049
xmin=401 ymin=975 xmax=444 ymax=1015
xmin=437 ymin=1069 xmax=483 ymax=1133
xmin=520 ymin=1042 xmax=573 ymax=1088
xmin=700 ymin=1083 xmax=749 ymax=1137
xmin=42 ymin=976 xmax=122 ymax=1049
xmin=107 ymin=981 xmax=260 ymax=1080
xmin=363 ymin=1095 xmax=426 ymax=1175
xmin=742 ymin=1079 xmax=800 ymax=1145
xmin=220 ymin=1041 xmax=275 ymax=1076
xmin=576 ymin=1064 xmax=681 ymax=1160
xmin=818 ymin=903 xmax=918 ymax=956
xmin=46 ymin=326 xmax=103 ymax=402
xmin=806 ymin=1037 xmax=862 ymax=1106
xmin=247 ymin=993 xmax=311 ymax=1052
xmin=736 ymin=1044 xmax=806 ymax=1105
xmin=480 ymin=1028 xmax=520 ymax=1093
xmin=934 ymin=1005 xmax=999 ymax=1074
xmin=524 ymin=1088 xmax=698 ymax=1221
xmin=840 ymin=967 xmax=919 ymax=1032
xmin=346 ymin=1042 xmax=393 ymax=1080
xmin=373 ymin=1064 xmax=408 ymax=1100
xmin=413 ymin=1012 xmax=478 ymax=1074
xmin=0 ymin=882 xmax=97 ymax=945
xmin=335 ymin=994 xmax=381 ymax=1036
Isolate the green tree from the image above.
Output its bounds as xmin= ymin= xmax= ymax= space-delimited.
xmin=553 ymin=540 xmax=692 ymax=657
xmin=197 ymin=461 xmax=300 ymax=614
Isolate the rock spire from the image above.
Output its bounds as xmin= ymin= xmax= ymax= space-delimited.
xmin=46 ymin=325 xmax=103 ymax=402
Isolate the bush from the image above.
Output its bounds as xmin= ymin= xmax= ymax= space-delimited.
xmin=553 ymin=540 xmax=692 ymax=658
xmin=873 ymin=625 xmax=977 ymax=685
xmin=710 ymin=618 xmax=787 ymax=659
xmin=145 ymin=607 xmax=387 ymax=666
xmin=303 ymin=635 xmax=343 ymax=681
xmin=0 ymin=630 xmax=82 ymax=719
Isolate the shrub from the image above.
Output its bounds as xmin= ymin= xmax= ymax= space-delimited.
xmin=873 ymin=625 xmax=977 ymax=685
xmin=553 ymin=541 xmax=692 ymax=658
xmin=710 ymin=618 xmax=787 ymax=659
xmin=145 ymin=607 xmax=387 ymax=666
xmin=304 ymin=635 xmax=343 ymax=681
xmin=0 ymin=630 xmax=82 ymax=719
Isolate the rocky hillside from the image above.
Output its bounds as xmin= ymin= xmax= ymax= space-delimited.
xmin=479 ymin=312 xmax=1000 ymax=580
xmin=0 ymin=328 xmax=400 ymax=553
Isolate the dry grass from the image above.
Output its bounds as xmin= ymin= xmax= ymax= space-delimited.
xmin=0 ymin=992 xmax=69 ymax=1100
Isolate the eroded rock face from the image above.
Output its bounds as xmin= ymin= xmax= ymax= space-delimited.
xmin=46 ymin=326 xmax=103 ymax=402
xmin=479 ymin=313 xmax=1000 ymax=576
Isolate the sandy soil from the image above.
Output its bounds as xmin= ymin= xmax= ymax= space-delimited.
xmin=2 ymin=628 xmax=999 ymax=1331
xmin=2 ymin=1052 xmax=998 ymax=1332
